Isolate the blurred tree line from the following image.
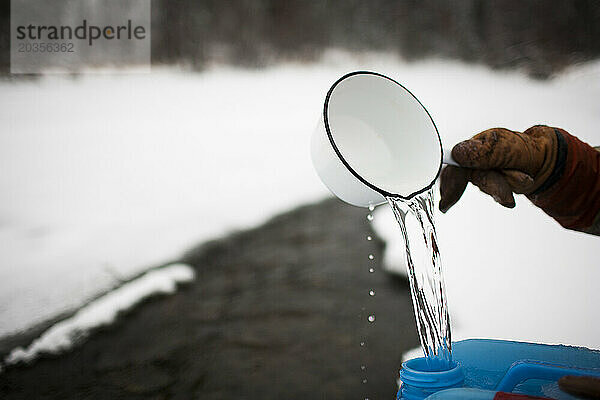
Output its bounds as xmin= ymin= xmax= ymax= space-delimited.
xmin=1 ymin=0 xmax=599 ymax=77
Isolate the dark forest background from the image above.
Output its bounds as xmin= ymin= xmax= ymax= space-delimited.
xmin=1 ymin=0 xmax=599 ymax=78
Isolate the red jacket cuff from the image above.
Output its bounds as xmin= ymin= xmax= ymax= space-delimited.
xmin=529 ymin=129 xmax=600 ymax=231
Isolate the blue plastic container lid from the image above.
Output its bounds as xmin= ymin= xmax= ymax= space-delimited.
xmin=400 ymin=358 xmax=465 ymax=389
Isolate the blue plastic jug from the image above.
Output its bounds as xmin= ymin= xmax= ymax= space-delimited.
xmin=397 ymin=339 xmax=600 ymax=399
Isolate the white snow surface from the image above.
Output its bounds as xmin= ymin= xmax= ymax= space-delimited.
xmin=1 ymin=51 xmax=599 ymax=349
xmin=3 ymin=263 xmax=194 ymax=365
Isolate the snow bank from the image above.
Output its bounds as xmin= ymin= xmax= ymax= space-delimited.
xmin=3 ymin=263 xmax=194 ymax=365
xmin=0 ymin=64 xmax=334 ymax=336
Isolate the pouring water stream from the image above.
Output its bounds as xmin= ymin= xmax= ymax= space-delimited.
xmin=387 ymin=188 xmax=452 ymax=369
xmin=312 ymin=71 xmax=459 ymax=374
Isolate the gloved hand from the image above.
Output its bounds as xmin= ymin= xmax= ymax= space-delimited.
xmin=439 ymin=125 xmax=600 ymax=234
xmin=439 ymin=125 xmax=560 ymax=212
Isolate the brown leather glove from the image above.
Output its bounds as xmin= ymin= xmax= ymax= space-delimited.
xmin=440 ymin=125 xmax=600 ymax=234
xmin=440 ymin=125 xmax=560 ymax=210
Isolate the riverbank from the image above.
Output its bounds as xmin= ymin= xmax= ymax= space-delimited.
xmin=0 ymin=197 xmax=419 ymax=399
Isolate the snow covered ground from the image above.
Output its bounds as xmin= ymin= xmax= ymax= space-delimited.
xmin=0 ymin=51 xmax=599 ymax=351
xmin=0 ymin=63 xmax=331 ymax=337
xmin=3 ymin=263 xmax=194 ymax=366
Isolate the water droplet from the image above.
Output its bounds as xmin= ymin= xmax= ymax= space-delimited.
xmin=368 ymin=205 xmax=375 ymax=212
xmin=368 ymin=314 xmax=376 ymax=323
xmin=365 ymin=398 xmax=370 ymax=400
xmin=366 ymin=214 xmax=374 ymax=221
xmin=368 ymin=254 xmax=374 ymax=260
xmin=366 ymin=235 xmax=372 ymax=241
xmin=362 ymin=378 xmax=368 ymax=384
xmin=368 ymin=268 xmax=374 ymax=273
xmin=360 ymin=341 xmax=365 ymax=347
xmin=360 ymin=365 xmax=366 ymax=371
xmin=369 ymin=290 xmax=375 ymax=296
